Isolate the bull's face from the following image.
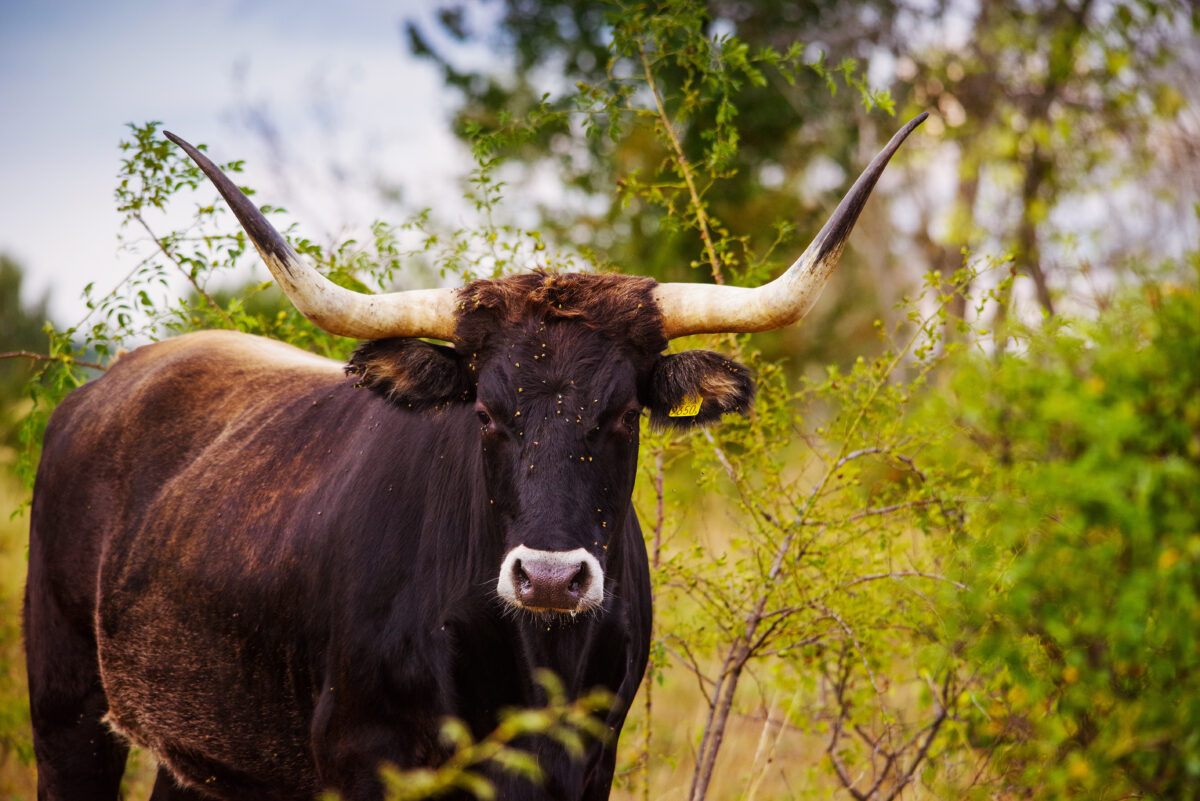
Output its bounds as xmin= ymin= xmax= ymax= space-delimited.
xmin=474 ymin=320 xmax=644 ymax=615
xmin=474 ymin=321 xmax=759 ymax=614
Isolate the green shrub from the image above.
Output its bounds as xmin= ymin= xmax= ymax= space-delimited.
xmin=938 ymin=267 xmax=1200 ymax=799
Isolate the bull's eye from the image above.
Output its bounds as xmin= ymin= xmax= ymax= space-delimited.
xmin=621 ymin=408 xmax=642 ymax=432
xmin=476 ymin=409 xmax=493 ymax=429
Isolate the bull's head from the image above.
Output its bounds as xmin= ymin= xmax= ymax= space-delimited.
xmin=166 ymin=113 xmax=926 ymax=617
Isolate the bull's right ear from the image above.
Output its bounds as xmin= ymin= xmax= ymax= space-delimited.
xmin=645 ymin=350 xmax=755 ymax=429
xmin=346 ymin=338 xmax=474 ymax=409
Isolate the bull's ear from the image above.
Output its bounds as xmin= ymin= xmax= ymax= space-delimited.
xmin=646 ymin=350 xmax=755 ymax=429
xmin=346 ymin=338 xmax=474 ymax=409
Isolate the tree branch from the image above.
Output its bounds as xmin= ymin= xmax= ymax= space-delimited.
xmin=639 ymin=46 xmax=725 ymax=285
xmin=132 ymin=210 xmax=235 ymax=328
xmin=838 ymin=571 xmax=966 ymax=592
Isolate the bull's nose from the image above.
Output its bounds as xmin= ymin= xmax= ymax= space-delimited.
xmin=497 ymin=546 xmax=605 ymax=613
xmin=512 ymin=557 xmax=591 ymax=609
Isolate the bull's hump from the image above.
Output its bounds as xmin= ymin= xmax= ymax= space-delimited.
xmin=128 ymin=330 xmax=343 ymax=376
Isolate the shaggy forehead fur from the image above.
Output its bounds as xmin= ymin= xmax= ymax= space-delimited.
xmin=453 ymin=271 xmax=666 ymax=358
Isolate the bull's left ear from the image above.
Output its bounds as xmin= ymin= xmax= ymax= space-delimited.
xmin=646 ymin=351 xmax=755 ymax=429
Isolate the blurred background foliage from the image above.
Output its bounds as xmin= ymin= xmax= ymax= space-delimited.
xmin=405 ymin=0 xmax=1199 ymax=360
xmin=2 ymin=0 xmax=1199 ymax=799
xmin=929 ymin=270 xmax=1200 ymax=798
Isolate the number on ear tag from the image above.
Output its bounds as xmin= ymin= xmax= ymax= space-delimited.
xmin=669 ymin=396 xmax=703 ymax=417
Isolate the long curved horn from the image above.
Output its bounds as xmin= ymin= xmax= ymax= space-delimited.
xmin=653 ymin=112 xmax=928 ymax=338
xmin=164 ymin=132 xmax=458 ymax=341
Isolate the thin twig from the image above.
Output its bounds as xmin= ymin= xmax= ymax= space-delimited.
xmin=745 ymin=687 xmax=802 ymax=801
xmin=689 ymin=641 xmax=740 ymax=798
xmin=838 ymin=571 xmax=966 ymax=592
xmin=818 ymin=604 xmax=884 ymax=702
xmin=841 ymin=498 xmax=936 ymax=523
xmin=641 ymin=648 xmax=653 ymax=801
xmin=642 ymin=447 xmax=666 ymax=801
xmin=880 ymin=706 xmax=949 ymax=801
xmin=132 ymin=210 xmax=235 ymax=328
xmin=826 ymin=711 xmax=868 ymax=801
xmin=689 ymin=640 xmax=750 ymax=801
xmin=744 ymin=693 xmax=779 ymax=801
xmin=662 ymin=637 xmax=717 ymax=699
xmin=653 ymin=450 xmax=665 ymax=569
xmin=639 ymin=46 xmax=724 ymax=285
xmin=0 ymin=351 xmax=106 ymax=371
xmin=701 ymin=429 xmax=738 ymax=481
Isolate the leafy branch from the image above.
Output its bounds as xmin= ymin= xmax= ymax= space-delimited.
xmin=0 ymin=351 xmax=105 ymax=372
xmin=374 ymin=672 xmax=612 ymax=801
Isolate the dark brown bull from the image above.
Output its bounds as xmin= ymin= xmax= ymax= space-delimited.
xmin=25 ymin=114 xmax=925 ymax=800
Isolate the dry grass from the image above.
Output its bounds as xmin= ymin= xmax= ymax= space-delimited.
xmin=612 ymin=661 xmax=839 ymax=801
xmin=0 ymin=470 xmax=36 ymax=800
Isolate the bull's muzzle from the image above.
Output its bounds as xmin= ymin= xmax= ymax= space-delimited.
xmin=497 ymin=546 xmax=604 ymax=614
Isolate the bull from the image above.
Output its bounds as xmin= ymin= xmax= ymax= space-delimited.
xmin=25 ymin=113 xmax=925 ymax=800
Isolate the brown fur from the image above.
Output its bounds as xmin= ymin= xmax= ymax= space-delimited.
xmin=455 ymin=271 xmax=666 ymax=364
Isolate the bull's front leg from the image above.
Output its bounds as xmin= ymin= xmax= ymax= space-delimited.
xmin=310 ymin=675 xmax=452 ymax=801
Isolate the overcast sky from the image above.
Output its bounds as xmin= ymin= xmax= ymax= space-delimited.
xmin=0 ymin=0 xmax=479 ymax=324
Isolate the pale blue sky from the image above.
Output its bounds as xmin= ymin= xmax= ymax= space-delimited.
xmin=0 ymin=0 xmax=476 ymax=323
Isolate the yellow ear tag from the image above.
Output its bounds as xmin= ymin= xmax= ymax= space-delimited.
xmin=669 ymin=396 xmax=703 ymax=417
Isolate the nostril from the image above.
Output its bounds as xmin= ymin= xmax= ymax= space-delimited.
xmin=567 ymin=562 xmax=589 ymax=596
xmin=514 ymin=560 xmax=532 ymax=591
